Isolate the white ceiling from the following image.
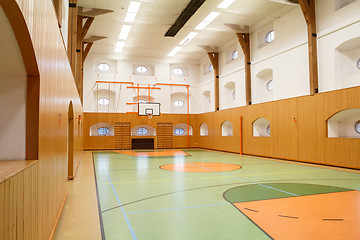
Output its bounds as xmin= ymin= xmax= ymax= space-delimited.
xmin=78 ymin=0 xmax=296 ymax=63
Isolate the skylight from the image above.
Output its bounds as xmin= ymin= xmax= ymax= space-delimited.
xmin=119 ymin=25 xmax=132 ymax=40
xmin=125 ymin=1 xmax=141 ymax=23
xmin=179 ymin=32 xmax=199 ymax=46
xmin=195 ymin=12 xmax=220 ymax=30
xmin=167 ymin=46 xmax=182 ymax=57
xmin=217 ymin=0 xmax=235 ymax=9
xmin=115 ymin=41 xmax=125 ymax=53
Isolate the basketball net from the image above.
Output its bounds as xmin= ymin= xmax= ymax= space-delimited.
xmin=147 ymin=113 xmax=153 ymax=119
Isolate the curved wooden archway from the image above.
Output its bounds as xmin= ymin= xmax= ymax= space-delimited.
xmin=0 ymin=0 xmax=40 ymax=160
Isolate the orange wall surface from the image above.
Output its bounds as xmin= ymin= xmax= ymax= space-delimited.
xmin=0 ymin=0 xmax=83 ymax=239
xmin=84 ymin=86 xmax=360 ymax=169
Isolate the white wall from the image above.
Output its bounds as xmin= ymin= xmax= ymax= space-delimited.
xmin=83 ymin=57 xmax=199 ymax=114
xmin=0 ymin=6 xmax=27 ymax=160
xmin=83 ymin=1 xmax=360 ymax=114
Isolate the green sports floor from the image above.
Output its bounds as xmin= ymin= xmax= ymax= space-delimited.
xmin=93 ymin=149 xmax=360 ymax=240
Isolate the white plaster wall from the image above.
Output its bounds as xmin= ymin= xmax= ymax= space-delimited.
xmin=83 ymin=57 xmax=199 ymax=114
xmin=0 ymin=6 xmax=27 ymax=160
xmin=317 ymin=0 xmax=360 ymax=33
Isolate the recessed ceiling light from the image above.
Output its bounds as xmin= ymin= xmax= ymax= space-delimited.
xmin=167 ymin=46 xmax=182 ymax=56
xmin=125 ymin=1 xmax=141 ymax=23
xmin=119 ymin=25 xmax=132 ymax=40
xmin=217 ymin=0 xmax=235 ymax=9
xmin=115 ymin=41 xmax=125 ymax=53
xmin=179 ymin=32 xmax=198 ymax=46
xmin=195 ymin=12 xmax=220 ymax=30
xmin=128 ymin=1 xmax=141 ymax=13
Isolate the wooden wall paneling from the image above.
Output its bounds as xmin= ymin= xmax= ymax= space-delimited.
xmin=0 ymin=182 xmax=4 ymax=240
xmin=0 ymin=0 xmax=85 ymax=239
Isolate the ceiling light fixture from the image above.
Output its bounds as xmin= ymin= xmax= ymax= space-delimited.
xmin=195 ymin=12 xmax=220 ymax=30
xmin=119 ymin=25 xmax=132 ymax=40
xmin=167 ymin=46 xmax=182 ymax=56
xmin=179 ymin=32 xmax=199 ymax=46
xmin=124 ymin=1 xmax=141 ymax=23
xmin=115 ymin=41 xmax=125 ymax=53
xmin=217 ymin=0 xmax=236 ymax=9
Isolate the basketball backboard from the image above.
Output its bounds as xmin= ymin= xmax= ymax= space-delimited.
xmin=138 ymin=103 xmax=160 ymax=116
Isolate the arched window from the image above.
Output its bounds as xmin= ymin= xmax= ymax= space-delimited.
xmin=136 ymin=65 xmax=148 ymax=74
xmin=253 ymin=118 xmax=271 ymax=137
xmin=327 ymin=109 xmax=360 ymax=138
xmin=355 ymin=121 xmax=360 ymax=134
xmin=174 ymin=128 xmax=185 ymax=136
xmin=232 ymin=50 xmax=238 ymax=60
xmin=98 ymin=98 xmax=110 ymax=106
xmin=265 ymin=30 xmax=274 ymax=43
xmin=266 ymin=80 xmax=274 ymax=91
xmin=173 ymin=67 xmax=183 ymax=75
xmin=174 ymin=99 xmax=184 ymax=107
xmin=221 ymin=121 xmax=233 ymax=136
xmin=137 ymin=127 xmax=149 ymax=136
xmin=200 ymin=123 xmax=208 ymax=136
xmin=98 ymin=127 xmax=110 ymax=136
xmin=209 ymin=64 xmax=214 ymax=72
xmin=98 ymin=63 xmax=110 ymax=71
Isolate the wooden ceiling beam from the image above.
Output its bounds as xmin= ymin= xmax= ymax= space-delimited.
xmin=299 ymin=0 xmax=318 ymax=95
xmin=83 ymin=35 xmax=107 ymax=43
xmin=206 ymin=52 xmax=220 ymax=111
xmin=82 ymin=42 xmax=93 ymax=63
xmin=236 ymin=32 xmax=252 ymax=105
xmin=80 ymin=17 xmax=94 ymax=41
xmin=78 ymin=7 xmax=114 ymax=17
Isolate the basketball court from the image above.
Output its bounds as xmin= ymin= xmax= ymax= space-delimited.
xmin=92 ymin=149 xmax=360 ymax=239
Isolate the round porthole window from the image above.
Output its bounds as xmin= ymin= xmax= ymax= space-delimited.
xmin=98 ymin=63 xmax=110 ymax=71
xmin=174 ymin=128 xmax=185 ymax=136
xmin=209 ymin=64 xmax=214 ymax=72
xmin=98 ymin=98 xmax=110 ymax=106
xmin=136 ymin=65 xmax=148 ymax=74
xmin=173 ymin=67 xmax=183 ymax=75
xmin=98 ymin=127 xmax=110 ymax=136
xmin=174 ymin=100 xmax=184 ymax=107
xmin=266 ymin=80 xmax=274 ymax=91
xmin=355 ymin=121 xmax=360 ymax=134
xmin=137 ymin=127 xmax=149 ymax=136
xmin=266 ymin=125 xmax=270 ymax=136
xmin=232 ymin=50 xmax=238 ymax=60
xmin=265 ymin=30 xmax=275 ymax=43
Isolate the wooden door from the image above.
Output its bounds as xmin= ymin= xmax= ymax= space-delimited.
xmin=115 ymin=122 xmax=131 ymax=150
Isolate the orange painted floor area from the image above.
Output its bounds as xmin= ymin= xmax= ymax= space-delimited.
xmin=234 ymin=190 xmax=360 ymax=240
xmin=160 ymin=162 xmax=242 ymax=172
xmin=115 ymin=149 xmax=190 ymax=157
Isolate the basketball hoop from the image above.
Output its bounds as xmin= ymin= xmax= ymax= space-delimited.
xmin=147 ymin=113 xmax=153 ymax=119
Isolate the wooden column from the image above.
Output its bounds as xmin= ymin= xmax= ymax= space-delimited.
xmin=299 ymin=0 xmax=318 ymax=95
xmin=236 ymin=32 xmax=251 ymax=105
xmin=67 ymin=0 xmax=78 ymax=76
xmin=74 ymin=7 xmax=112 ymax=103
xmin=52 ymin=0 xmax=63 ymax=27
xmin=207 ymin=52 xmax=219 ymax=111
